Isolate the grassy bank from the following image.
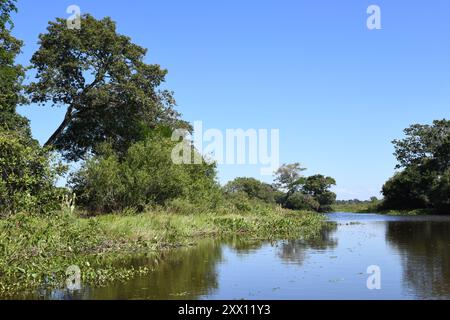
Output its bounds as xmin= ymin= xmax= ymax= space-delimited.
xmin=0 ymin=203 xmax=325 ymax=298
xmin=332 ymin=202 xmax=438 ymax=216
xmin=380 ymin=209 xmax=437 ymax=216
xmin=331 ymin=202 xmax=377 ymax=213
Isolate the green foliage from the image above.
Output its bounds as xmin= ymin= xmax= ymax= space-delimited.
xmin=393 ymin=119 xmax=449 ymax=170
xmin=332 ymin=197 xmax=382 ymax=213
xmin=0 ymin=0 xmax=62 ymax=217
xmin=224 ymin=191 xmax=253 ymax=212
xmin=381 ymin=165 xmax=434 ymax=210
xmin=0 ymin=0 xmax=29 ymax=136
xmin=0 ymin=210 xmax=145 ymax=296
xmin=314 ymin=191 xmax=337 ymax=212
xmin=284 ymin=192 xmax=320 ymax=211
xmin=430 ymin=169 xmax=450 ymax=212
xmin=26 ymin=14 xmax=190 ymax=161
xmin=303 ymin=175 xmax=336 ymax=196
xmin=71 ymin=135 xmax=220 ymax=213
xmin=223 ymin=177 xmax=279 ymax=203
xmin=273 ymin=163 xmax=306 ymax=192
xmin=302 ymin=175 xmax=337 ymax=212
xmin=272 ymin=164 xmax=337 ymax=212
xmin=382 ymin=120 xmax=449 ymax=213
xmin=0 ymin=130 xmax=66 ymax=216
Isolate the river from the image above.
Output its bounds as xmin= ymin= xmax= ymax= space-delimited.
xmin=30 ymin=213 xmax=450 ymax=300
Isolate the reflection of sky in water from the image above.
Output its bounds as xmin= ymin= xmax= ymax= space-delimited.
xmin=204 ymin=221 xmax=405 ymax=299
xmin=19 ymin=213 xmax=450 ymax=300
xmin=202 ymin=214 xmax=450 ymax=300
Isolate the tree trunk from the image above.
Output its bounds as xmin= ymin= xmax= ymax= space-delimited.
xmin=44 ymin=106 xmax=73 ymax=147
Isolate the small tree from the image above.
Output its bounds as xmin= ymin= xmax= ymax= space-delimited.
xmin=273 ymin=163 xmax=306 ymax=193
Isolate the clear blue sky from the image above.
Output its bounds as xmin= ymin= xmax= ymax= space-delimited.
xmin=10 ymin=0 xmax=450 ymax=200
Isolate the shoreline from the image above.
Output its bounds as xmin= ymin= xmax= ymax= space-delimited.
xmin=332 ymin=204 xmax=444 ymax=216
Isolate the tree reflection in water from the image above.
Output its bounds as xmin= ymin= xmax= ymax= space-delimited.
xmin=277 ymin=222 xmax=338 ymax=265
xmin=38 ymin=239 xmax=224 ymax=300
xmin=386 ymin=220 xmax=450 ymax=299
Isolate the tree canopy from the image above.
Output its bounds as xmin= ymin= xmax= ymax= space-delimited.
xmin=393 ymin=119 xmax=450 ymax=171
xmin=272 ymin=164 xmax=336 ymax=212
xmin=273 ymin=163 xmax=307 ymax=193
xmin=26 ymin=14 xmax=190 ymax=161
xmin=382 ymin=119 xmax=450 ymax=212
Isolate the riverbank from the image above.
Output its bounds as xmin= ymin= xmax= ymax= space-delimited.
xmin=331 ymin=202 xmax=377 ymax=213
xmin=332 ymin=203 xmax=439 ymax=216
xmin=0 ymin=203 xmax=325 ymax=298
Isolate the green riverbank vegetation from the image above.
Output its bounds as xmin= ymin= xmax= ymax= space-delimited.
xmin=0 ymin=2 xmax=332 ymax=296
xmin=332 ymin=198 xmax=380 ymax=213
xmin=379 ymin=120 xmax=450 ymax=214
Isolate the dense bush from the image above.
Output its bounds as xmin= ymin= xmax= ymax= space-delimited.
xmin=223 ymin=177 xmax=280 ymax=204
xmin=224 ymin=191 xmax=253 ymax=212
xmin=283 ymin=192 xmax=320 ymax=211
xmin=0 ymin=130 xmax=65 ymax=216
xmin=381 ymin=166 xmax=434 ymax=210
xmin=314 ymin=191 xmax=337 ymax=212
xmin=71 ymin=136 xmax=220 ymax=213
xmin=430 ymin=169 xmax=450 ymax=212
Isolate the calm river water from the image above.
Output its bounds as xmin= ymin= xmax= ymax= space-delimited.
xmin=30 ymin=213 xmax=450 ymax=300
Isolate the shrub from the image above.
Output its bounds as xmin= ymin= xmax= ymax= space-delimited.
xmin=315 ymin=191 xmax=337 ymax=212
xmin=0 ymin=130 xmax=64 ymax=216
xmin=430 ymin=169 xmax=450 ymax=213
xmin=284 ymin=192 xmax=320 ymax=211
xmin=224 ymin=177 xmax=279 ymax=204
xmin=381 ymin=165 xmax=435 ymax=210
xmin=225 ymin=191 xmax=253 ymax=212
xmin=71 ymin=135 xmax=220 ymax=213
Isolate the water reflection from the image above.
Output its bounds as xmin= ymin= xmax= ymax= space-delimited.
xmin=30 ymin=240 xmax=224 ymax=300
xmin=225 ymin=238 xmax=265 ymax=255
xmin=277 ymin=223 xmax=338 ymax=265
xmin=386 ymin=220 xmax=450 ymax=299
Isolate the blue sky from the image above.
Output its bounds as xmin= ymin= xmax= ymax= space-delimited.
xmin=10 ymin=0 xmax=450 ymax=200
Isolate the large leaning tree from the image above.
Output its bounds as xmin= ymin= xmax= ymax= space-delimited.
xmin=26 ymin=14 xmax=190 ymax=161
